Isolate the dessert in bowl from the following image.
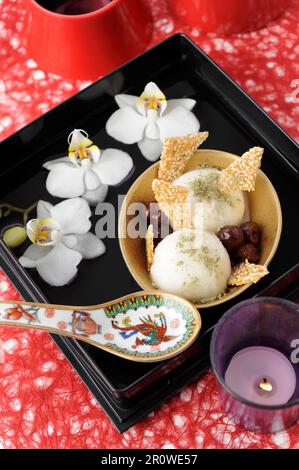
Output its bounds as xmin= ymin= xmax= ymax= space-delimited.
xmin=150 ymin=228 xmax=232 ymax=303
xmin=172 ymin=167 xmax=246 ymax=232
xmin=119 ymin=133 xmax=282 ymax=308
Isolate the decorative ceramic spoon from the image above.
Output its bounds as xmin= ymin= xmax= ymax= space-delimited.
xmin=0 ymin=291 xmax=201 ymax=362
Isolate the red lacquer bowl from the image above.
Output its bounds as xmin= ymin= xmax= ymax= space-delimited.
xmin=26 ymin=0 xmax=152 ymax=80
xmin=168 ymin=0 xmax=291 ymax=35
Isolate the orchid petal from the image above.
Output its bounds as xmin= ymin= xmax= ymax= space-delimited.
xmin=83 ymin=184 xmax=109 ymax=206
xmin=63 ymin=233 xmax=106 ymax=259
xmin=167 ymin=98 xmax=196 ymax=112
xmin=26 ymin=219 xmax=39 ymax=244
xmin=19 ymin=244 xmax=51 ymax=268
xmin=46 ymin=163 xmax=86 ymax=198
xmin=143 ymin=82 xmax=165 ymax=96
xmin=115 ymin=94 xmax=138 ymax=109
xmin=68 ymin=153 xmax=80 ymax=167
xmin=81 ymin=158 xmax=92 ymax=170
xmin=159 ymin=99 xmax=167 ymax=116
xmin=37 ymin=200 xmax=53 ymax=219
xmin=145 ymin=109 xmax=160 ymax=139
xmin=145 ymin=121 xmax=160 ymax=139
xmin=106 ymin=107 xmax=147 ymax=144
xmin=137 ymin=137 xmax=162 ymax=162
xmin=50 ymin=198 xmax=91 ymax=235
xmin=157 ymin=106 xmax=200 ymax=139
xmin=92 ymin=149 xmax=133 ymax=185
xmin=84 ymin=170 xmax=100 ymax=191
xmin=36 ymin=243 xmax=82 ymax=286
xmin=68 ymin=129 xmax=93 ymax=151
xmin=43 ymin=157 xmax=71 ymax=171
xmin=89 ymin=145 xmax=101 ymax=163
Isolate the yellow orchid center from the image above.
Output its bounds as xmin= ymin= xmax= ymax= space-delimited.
xmin=27 ymin=218 xmax=59 ymax=246
xmin=147 ymin=96 xmax=163 ymax=110
xmin=137 ymin=83 xmax=167 ymax=116
xmin=67 ymin=129 xmax=100 ymax=164
xmin=70 ymin=147 xmax=89 ymax=160
xmin=68 ymin=142 xmax=93 ymax=161
xmin=138 ymin=94 xmax=166 ymax=112
xmin=36 ymin=226 xmax=50 ymax=244
xmin=78 ymin=147 xmax=88 ymax=160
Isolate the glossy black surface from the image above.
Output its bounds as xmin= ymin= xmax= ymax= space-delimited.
xmin=0 ymin=34 xmax=298 ymax=431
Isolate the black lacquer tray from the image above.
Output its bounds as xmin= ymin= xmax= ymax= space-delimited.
xmin=0 ymin=34 xmax=298 ymax=432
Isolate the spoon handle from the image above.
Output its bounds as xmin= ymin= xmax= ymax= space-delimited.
xmin=0 ymin=294 xmax=201 ymax=363
xmin=0 ymin=300 xmax=107 ymax=350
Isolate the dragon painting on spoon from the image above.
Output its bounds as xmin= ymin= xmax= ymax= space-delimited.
xmin=0 ymin=292 xmax=201 ymax=362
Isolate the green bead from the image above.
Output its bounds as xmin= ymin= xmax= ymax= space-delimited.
xmin=3 ymin=226 xmax=27 ymax=249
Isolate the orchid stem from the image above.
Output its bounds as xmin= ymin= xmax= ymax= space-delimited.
xmin=0 ymin=202 xmax=37 ymax=225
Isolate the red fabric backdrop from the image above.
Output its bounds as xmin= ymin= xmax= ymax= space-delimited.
xmin=0 ymin=0 xmax=298 ymax=449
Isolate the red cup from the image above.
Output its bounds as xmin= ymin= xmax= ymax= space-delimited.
xmin=168 ymin=0 xmax=291 ymax=35
xmin=26 ymin=0 xmax=152 ymax=80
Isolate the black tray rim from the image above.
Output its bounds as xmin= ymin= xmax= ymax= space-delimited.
xmin=1 ymin=32 xmax=299 ymax=167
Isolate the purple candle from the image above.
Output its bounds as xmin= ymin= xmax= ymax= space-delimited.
xmin=225 ymin=346 xmax=296 ymax=406
xmin=211 ymin=297 xmax=299 ymax=433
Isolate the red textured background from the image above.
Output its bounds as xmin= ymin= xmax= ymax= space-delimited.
xmin=0 ymin=0 xmax=299 ymax=449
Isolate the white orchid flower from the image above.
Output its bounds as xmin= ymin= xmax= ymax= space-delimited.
xmin=19 ymin=199 xmax=105 ymax=286
xmin=43 ymin=129 xmax=133 ymax=206
xmin=106 ymin=82 xmax=200 ymax=161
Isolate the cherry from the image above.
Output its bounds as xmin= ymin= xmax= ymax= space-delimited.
xmin=217 ymin=225 xmax=244 ymax=253
xmin=234 ymin=243 xmax=260 ymax=264
xmin=240 ymin=222 xmax=261 ymax=245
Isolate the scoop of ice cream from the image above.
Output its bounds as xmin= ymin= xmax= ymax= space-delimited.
xmin=150 ymin=229 xmax=231 ymax=303
xmin=173 ymin=168 xmax=245 ymax=233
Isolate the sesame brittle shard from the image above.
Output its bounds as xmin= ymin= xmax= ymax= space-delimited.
xmin=145 ymin=224 xmax=154 ymax=271
xmin=228 ymin=259 xmax=269 ymax=286
xmin=158 ymin=132 xmax=209 ymax=182
xmin=219 ymin=147 xmax=264 ymax=193
xmin=152 ymin=179 xmax=191 ymax=230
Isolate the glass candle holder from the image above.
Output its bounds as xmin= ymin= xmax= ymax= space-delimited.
xmin=211 ymin=297 xmax=299 ymax=433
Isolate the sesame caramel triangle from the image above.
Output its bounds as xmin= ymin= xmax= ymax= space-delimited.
xmin=228 ymin=259 xmax=268 ymax=286
xmin=145 ymin=224 xmax=154 ymax=271
xmin=152 ymin=179 xmax=191 ymax=229
xmin=158 ymin=132 xmax=209 ymax=182
xmin=219 ymin=147 xmax=264 ymax=193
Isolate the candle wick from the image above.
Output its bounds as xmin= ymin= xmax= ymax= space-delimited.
xmin=259 ymin=378 xmax=273 ymax=392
